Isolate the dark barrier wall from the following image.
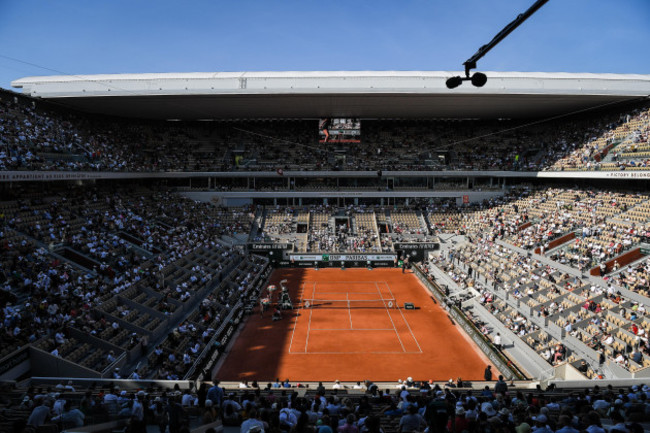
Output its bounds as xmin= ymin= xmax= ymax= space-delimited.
xmin=279 ymin=253 xmax=398 ymax=268
xmin=534 ymin=232 xmax=576 ymax=255
xmin=279 ymin=260 xmax=396 ymax=268
xmin=517 ymin=222 xmax=532 ymax=231
xmin=0 ymin=346 xmax=30 ymax=379
xmin=252 ymin=244 xmax=439 ymax=268
xmin=30 ymin=347 xmax=102 ymax=379
xmin=590 ymin=247 xmax=644 ymax=276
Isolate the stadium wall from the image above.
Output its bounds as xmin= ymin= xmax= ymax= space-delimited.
xmin=0 ymin=347 xmax=30 ymax=380
xmin=7 ymin=170 xmax=650 ymax=183
xmin=30 ymin=347 xmax=104 ymax=379
xmin=180 ymin=190 xmax=505 ymax=204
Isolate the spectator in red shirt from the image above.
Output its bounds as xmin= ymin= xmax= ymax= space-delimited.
xmin=447 ymin=407 xmax=469 ymax=433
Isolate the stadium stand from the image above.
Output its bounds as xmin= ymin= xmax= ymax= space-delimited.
xmin=1 ymin=377 xmax=649 ymax=433
xmin=412 ymin=186 xmax=650 ymax=379
xmin=5 ymin=82 xmax=650 ymax=433
xmin=0 ymin=186 xmax=264 ymax=381
xmin=2 ymin=89 xmax=649 ymax=173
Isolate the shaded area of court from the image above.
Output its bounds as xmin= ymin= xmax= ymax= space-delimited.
xmin=216 ymin=268 xmax=499 ymax=382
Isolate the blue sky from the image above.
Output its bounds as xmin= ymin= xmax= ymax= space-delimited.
xmin=0 ymin=0 xmax=649 ymax=90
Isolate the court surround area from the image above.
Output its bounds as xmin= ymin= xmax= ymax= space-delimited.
xmin=216 ymin=268 xmax=498 ymax=382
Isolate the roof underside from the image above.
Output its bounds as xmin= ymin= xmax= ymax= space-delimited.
xmin=11 ymin=71 xmax=650 ymax=120
xmin=37 ymin=93 xmax=641 ymax=120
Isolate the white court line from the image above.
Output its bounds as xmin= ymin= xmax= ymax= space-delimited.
xmin=396 ymin=306 xmax=423 ymax=353
xmin=382 ymin=281 xmax=423 ymax=354
xmin=313 ymin=281 xmax=385 ymax=284
xmin=304 ymin=282 xmax=316 ymax=353
xmin=373 ymin=281 xmax=391 ymax=305
xmin=289 ymin=351 xmax=423 ymax=355
xmin=311 ymin=328 xmax=397 ymax=331
xmin=375 ymin=282 xmax=406 ymax=353
xmin=288 ymin=283 xmax=305 ymax=353
xmin=347 ymin=293 xmax=353 ymax=329
xmin=305 ymin=291 xmax=380 ymax=295
xmin=374 ymin=281 xmax=391 ymax=300
xmin=293 ymin=280 xmax=408 ymax=354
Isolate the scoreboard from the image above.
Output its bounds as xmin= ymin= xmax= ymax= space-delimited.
xmin=319 ymin=118 xmax=361 ymax=143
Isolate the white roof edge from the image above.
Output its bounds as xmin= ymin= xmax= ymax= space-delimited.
xmin=11 ymin=71 xmax=650 ymax=103
xmin=12 ymin=70 xmax=650 ymax=86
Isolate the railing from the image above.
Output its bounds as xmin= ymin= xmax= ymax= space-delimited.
xmin=183 ymin=303 xmax=244 ymax=381
xmin=183 ymin=256 xmax=271 ymax=380
xmin=102 ymin=351 xmax=127 ymax=378
xmin=538 ymin=365 xmax=557 ymax=389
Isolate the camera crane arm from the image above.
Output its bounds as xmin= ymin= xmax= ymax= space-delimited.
xmin=463 ymin=0 xmax=549 ymax=77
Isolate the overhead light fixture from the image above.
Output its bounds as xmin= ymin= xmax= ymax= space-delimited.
xmin=445 ymin=76 xmax=463 ymax=89
xmin=471 ymin=72 xmax=487 ymax=87
xmin=445 ymin=71 xmax=487 ymax=89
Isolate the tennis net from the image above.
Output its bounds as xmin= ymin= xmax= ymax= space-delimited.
xmin=302 ymin=299 xmax=396 ymax=309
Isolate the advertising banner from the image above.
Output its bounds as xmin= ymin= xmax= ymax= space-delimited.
xmin=290 ymin=254 xmax=395 ymax=262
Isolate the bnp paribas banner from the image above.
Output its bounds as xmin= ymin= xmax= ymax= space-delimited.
xmin=291 ymin=254 xmax=396 ymax=262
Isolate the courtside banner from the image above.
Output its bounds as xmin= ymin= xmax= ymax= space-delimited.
xmin=291 ymin=255 xmax=323 ymax=261
xmin=393 ymin=243 xmax=439 ymax=250
xmin=248 ymin=243 xmax=292 ymax=250
xmin=328 ymin=254 xmax=396 ymax=262
xmin=290 ymin=254 xmax=396 ymax=262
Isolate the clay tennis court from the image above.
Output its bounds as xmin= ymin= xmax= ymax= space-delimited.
xmin=216 ymin=268 xmax=498 ymax=382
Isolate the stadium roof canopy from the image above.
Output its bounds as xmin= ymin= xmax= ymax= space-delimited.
xmin=11 ymin=71 xmax=650 ymax=120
